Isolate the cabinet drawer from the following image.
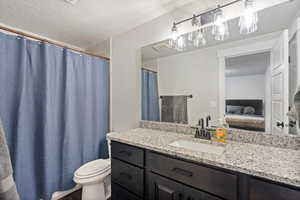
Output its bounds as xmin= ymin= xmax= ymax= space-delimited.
xmin=111 ymin=158 xmax=144 ymax=197
xmin=147 ymin=151 xmax=237 ymax=200
xmin=249 ymin=178 xmax=300 ymax=200
xmin=112 ymin=183 xmax=141 ymax=200
xmin=111 ymin=141 xmax=144 ymax=167
xmin=148 ymin=172 xmax=222 ymax=200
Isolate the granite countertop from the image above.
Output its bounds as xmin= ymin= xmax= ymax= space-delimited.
xmin=108 ymin=128 xmax=300 ymax=188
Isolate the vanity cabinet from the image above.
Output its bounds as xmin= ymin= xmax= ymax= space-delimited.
xmin=111 ymin=141 xmax=300 ymax=200
xmin=111 ymin=142 xmax=145 ymax=199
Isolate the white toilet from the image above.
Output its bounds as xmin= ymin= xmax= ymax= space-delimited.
xmin=51 ymin=139 xmax=112 ymax=200
xmin=73 ymin=158 xmax=111 ymax=200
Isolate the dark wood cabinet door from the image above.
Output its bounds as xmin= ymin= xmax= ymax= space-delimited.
xmin=184 ymin=186 xmax=222 ymax=200
xmin=148 ymin=173 xmax=184 ymax=200
xmin=249 ymin=178 xmax=300 ymax=200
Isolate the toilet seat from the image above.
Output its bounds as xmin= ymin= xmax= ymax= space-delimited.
xmin=74 ymin=159 xmax=110 ymax=179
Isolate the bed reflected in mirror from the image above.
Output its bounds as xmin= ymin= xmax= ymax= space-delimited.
xmin=224 ymin=52 xmax=270 ymax=132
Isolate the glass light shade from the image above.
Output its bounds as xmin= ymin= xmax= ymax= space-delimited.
xmin=176 ymin=35 xmax=186 ymax=51
xmin=187 ymin=32 xmax=193 ymax=41
xmin=212 ymin=8 xmax=229 ymax=41
xmin=193 ymin=38 xmax=200 ymax=48
xmin=169 ymin=39 xmax=175 ymax=48
xmin=239 ymin=0 xmax=258 ymax=34
xmin=193 ymin=29 xmax=206 ymax=47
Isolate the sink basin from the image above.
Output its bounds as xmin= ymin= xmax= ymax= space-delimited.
xmin=169 ymin=140 xmax=225 ymax=155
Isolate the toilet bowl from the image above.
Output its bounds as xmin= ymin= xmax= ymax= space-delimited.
xmin=51 ymin=138 xmax=112 ymax=200
xmin=73 ymin=159 xmax=111 ymax=200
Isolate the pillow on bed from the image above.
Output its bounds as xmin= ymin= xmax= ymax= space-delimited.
xmin=227 ymin=105 xmax=243 ymax=114
xmin=243 ymin=106 xmax=256 ymax=115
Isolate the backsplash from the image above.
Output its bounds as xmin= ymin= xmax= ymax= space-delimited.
xmin=140 ymin=121 xmax=300 ymax=150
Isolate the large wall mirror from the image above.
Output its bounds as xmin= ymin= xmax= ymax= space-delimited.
xmin=140 ymin=1 xmax=300 ymax=135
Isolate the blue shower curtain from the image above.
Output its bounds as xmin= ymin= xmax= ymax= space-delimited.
xmin=0 ymin=32 xmax=109 ymax=200
xmin=141 ymin=69 xmax=160 ymax=121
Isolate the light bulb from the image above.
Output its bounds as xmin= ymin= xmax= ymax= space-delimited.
xmin=212 ymin=7 xmax=229 ymax=41
xmin=239 ymin=0 xmax=258 ymax=34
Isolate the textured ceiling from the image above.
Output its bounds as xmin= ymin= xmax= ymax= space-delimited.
xmin=0 ymin=0 xmax=221 ymax=50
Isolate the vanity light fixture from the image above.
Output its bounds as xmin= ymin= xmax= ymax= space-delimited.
xmin=170 ymin=0 xmax=259 ymax=46
xmin=239 ymin=0 xmax=258 ymax=34
xmin=212 ymin=6 xmax=229 ymax=41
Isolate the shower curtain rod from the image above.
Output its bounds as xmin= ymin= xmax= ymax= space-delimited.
xmin=141 ymin=68 xmax=157 ymax=73
xmin=0 ymin=25 xmax=110 ymax=61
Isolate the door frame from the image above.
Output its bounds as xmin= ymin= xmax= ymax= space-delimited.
xmin=218 ymin=39 xmax=276 ymax=133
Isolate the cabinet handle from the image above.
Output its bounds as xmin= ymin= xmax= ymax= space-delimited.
xmin=120 ymin=172 xmax=132 ymax=180
xmin=172 ymin=167 xmax=193 ymax=177
xmin=119 ymin=150 xmax=132 ymax=156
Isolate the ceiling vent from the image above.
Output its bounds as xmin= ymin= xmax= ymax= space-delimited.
xmin=152 ymin=42 xmax=173 ymax=52
xmin=64 ymin=0 xmax=79 ymax=5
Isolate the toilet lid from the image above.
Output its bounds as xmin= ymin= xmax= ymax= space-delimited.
xmin=75 ymin=159 xmax=110 ymax=178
